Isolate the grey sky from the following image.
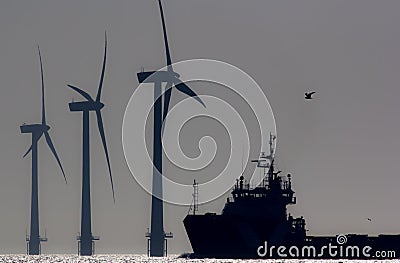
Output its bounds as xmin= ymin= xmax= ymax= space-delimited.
xmin=0 ymin=0 xmax=399 ymax=255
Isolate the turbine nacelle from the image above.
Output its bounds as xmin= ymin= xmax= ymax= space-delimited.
xmin=69 ymin=101 xmax=104 ymax=112
xmin=20 ymin=124 xmax=50 ymax=134
xmin=137 ymin=70 xmax=179 ymax=84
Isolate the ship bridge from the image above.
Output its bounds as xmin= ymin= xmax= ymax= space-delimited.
xmin=222 ymin=133 xmax=296 ymax=218
xmin=222 ymin=164 xmax=296 ymax=219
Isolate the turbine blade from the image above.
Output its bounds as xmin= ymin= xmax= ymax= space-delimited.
xmin=96 ymin=32 xmax=107 ymax=102
xmin=175 ymin=80 xmax=205 ymax=107
xmin=161 ymin=82 xmax=174 ymax=136
xmin=38 ymin=46 xmax=46 ymax=126
xmin=158 ymin=0 xmax=173 ymax=71
xmin=66 ymin=85 xmax=94 ymax=101
xmin=44 ymin=131 xmax=67 ymax=184
xmin=162 ymin=82 xmax=173 ymax=121
xmin=23 ymin=145 xmax=32 ymax=158
xmin=95 ymin=110 xmax=115 ymax=202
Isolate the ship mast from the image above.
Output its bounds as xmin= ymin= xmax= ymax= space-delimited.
xmin=252 ymin=132 xmax=276 ymax=187
xmin=188 ymin=180 xmax=199 ymax=215
xmin=268 ymin=132 xmax=276 ymax=160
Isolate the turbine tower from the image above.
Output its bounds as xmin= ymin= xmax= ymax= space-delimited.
xmin=20 ymin=46 xmax=67 ymax=255
xmin=67 ymin=33 xmax=114 ymax=256
xmin=137 ymin=0 xmax=205 ymax=257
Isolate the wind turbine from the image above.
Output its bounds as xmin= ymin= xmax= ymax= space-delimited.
xmin=67 ymin=33 xmax=114 ymax=256
xmin=20 ymin=46 xmax=67 ymax=255
xmin=137 ymin=0 xmax=205 ymax=257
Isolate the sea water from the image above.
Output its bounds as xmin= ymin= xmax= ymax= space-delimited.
xmin=0 ymin=255 xmax=398 ymax=263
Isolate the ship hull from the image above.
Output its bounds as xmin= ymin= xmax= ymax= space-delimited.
xmin=183 ymin=214 xmax=295 ymax=259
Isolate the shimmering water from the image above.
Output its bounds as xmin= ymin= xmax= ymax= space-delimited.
xmin=0 ymin=255 xmax=398 ymax=263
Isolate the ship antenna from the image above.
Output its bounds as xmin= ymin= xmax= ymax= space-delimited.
xmin=188 ymin=179 xmax=199 ymax=215
xmin=194 ymin=180 xmax=198 ymax=215
xmin=241 ymin=143 xmax=244 ymax=176
xmin=251 ymin=132 xmax=276 ymax=187
xmin=268 ymin=132 xmax=276 ymax=160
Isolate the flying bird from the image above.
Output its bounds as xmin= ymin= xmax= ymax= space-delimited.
xmin=305 ymin=91 xmax=316 ymax=100
xmin=367 ymin=218 xmax=372 ymax=222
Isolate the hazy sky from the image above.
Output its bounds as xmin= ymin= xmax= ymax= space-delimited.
xmin=0 ymin=0 xmax=400 ymax=255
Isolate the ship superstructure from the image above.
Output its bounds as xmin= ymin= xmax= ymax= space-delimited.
xmin=183 ymin=134 xmax=400 ymax=259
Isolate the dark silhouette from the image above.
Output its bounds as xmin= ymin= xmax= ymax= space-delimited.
xmin=305 ymin=91 xmax=316 ymax=100
xmin=137 ymin=0 xmax=204 ymax=257
xmin=183 ymin=133 xmax=400 ymax=259
xmin=67 ymin=33 xmax=114 ymax=256
xmin=20 ymin=46 xmax=66 ymax=255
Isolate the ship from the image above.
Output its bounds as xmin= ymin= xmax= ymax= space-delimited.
xmin=183 ymin=133 xmax=400 ymax=259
